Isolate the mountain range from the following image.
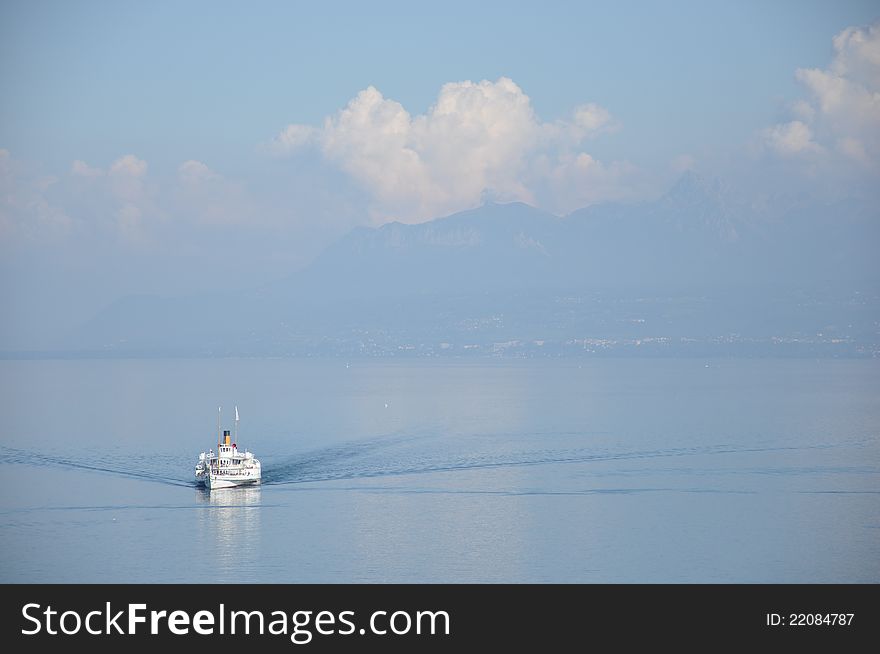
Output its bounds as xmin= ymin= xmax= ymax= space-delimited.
xmin=52 ymin=172 xmax=880 ymax=357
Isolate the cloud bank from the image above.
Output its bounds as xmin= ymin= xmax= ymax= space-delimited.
xmin=272 ymin=77 xmax=632 ymax=222
xmin=1 ymin=151 xmax=266 ymax=251
xmin=762 ymin=22 xmax=880 ymax=168
xmin=5 ymin=25 xmax=877 ymax=257
xmin=1 ymin=148 xmax=71 ymax=241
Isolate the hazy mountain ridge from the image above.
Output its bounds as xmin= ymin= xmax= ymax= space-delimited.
xmin=37 ymin=172 xmax=880 ymax=357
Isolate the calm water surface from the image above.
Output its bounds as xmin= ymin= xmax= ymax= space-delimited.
xmin=0 ymin=358 xmax=877 ymax=582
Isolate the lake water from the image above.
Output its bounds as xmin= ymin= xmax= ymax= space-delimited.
xmin=0 ymin=357 xmax=877 ymax=583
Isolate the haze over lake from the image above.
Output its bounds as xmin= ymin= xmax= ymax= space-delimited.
xmin=2 ymin=357 xmax=877 ymax=583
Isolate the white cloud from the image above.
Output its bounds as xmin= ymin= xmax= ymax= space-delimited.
xmin=836 ymin=136 xmax=870 ymax=164
xmin=761 ymin=120 xmax=822 ymax=156
xmin=109 ymin=154 xmax=147 ymax=178
xmin=791 ymin=99 xmax=815 ymax=123
xmin=536 ymin=153 xmax=638 ymax=208
xmin=64 ymin=153 xmax=158 ymax=244
xmin=0 ymin=149 xmax=72 ymax=241
xmin=71 ymin=160 xmax=104 ymax=178
xmin=175 ymin=160 xmax=253 ymax=225
xmin=62 ymin=154 xmax=256 ymax=237
xmin=271 ymin=124 xmax=317 ymax=154
xmin=564 ymin=102 xmax=615 ymax=140
xmin=178 ymin=159 xmax=219 ymax=185
xmin=763 ymin=21 xmax=880 ymax=167
xmin=2 ymin=149 xmax=360 ymax=270
xmin=272 ymin=77 xmax=634 ymax=221
xmin=830 ymin=23 xmax=880 ymax=88
xmin=106 ymin=154 xmax=149 ymax=209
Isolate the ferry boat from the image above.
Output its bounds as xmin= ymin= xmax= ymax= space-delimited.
xmin=195 ymin=407 xmax=261 ymax=490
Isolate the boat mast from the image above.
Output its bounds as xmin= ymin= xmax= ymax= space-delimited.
xmin=217 ymin=406 xmax=222 ymax=447
xmin=234 ymin=405 xmax=239 ymax=444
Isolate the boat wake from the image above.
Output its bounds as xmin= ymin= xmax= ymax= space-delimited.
xmin=5 ymin=447 xmax=195 ymax=487
xmin=4 ymin=434 xmax=852 ymax=490
xmin=259 ymin=436 xmax=839 ymax=486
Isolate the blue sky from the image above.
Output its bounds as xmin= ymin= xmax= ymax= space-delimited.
xmin=2 ymin=0 xmax=876 ymax=170
xmin=1 ymin=1 xmax=878 ymax=347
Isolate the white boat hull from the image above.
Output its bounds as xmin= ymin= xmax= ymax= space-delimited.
xmin=206 ymin=474 xmax=261 ymax=489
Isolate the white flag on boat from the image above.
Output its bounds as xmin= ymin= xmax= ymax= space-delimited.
xmin=235 ymin=406 xmax=239 ymax=421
